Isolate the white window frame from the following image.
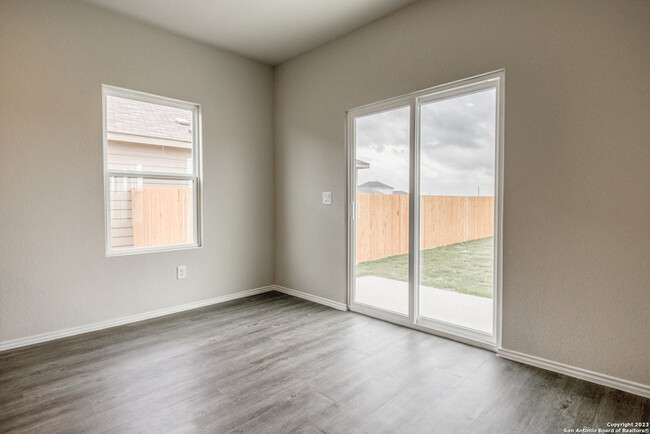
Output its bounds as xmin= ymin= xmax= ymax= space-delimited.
xmin=102 ymin=85 xmax=203 ymax=256
xmin=347 ymin=70 xmax=504 ymax=350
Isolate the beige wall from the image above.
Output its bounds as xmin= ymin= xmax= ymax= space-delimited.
xmin=274 ymin=0 xmax=650 ymax=385
xmin=0 ymin=0 xmax=274 ymax=341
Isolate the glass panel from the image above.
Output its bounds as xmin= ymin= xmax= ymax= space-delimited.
xmin=109 ymin=177 xmax=194 ymax=250
xmin=354 ymin=106 xmax=410 ymax=315
xmin=106 ymin=95 xmax=194 ymax=174
xmin=418 ymin=88 xmax=496 ymax=333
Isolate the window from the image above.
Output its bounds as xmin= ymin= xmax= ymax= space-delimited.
xmin=103 ymin=85 xmax=202 ymax=255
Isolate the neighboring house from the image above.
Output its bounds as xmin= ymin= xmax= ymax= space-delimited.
xmin=355 ymin=159 xmax=370 ymax=170
xmin=106 ymin=95 xmax=193 ymax=173
xmin=106 ymin=96 xmax=194 ymax=249
xmin=355 ymin=159 xmax=370 ymax=189
xmin=357 ymin=180 xmax=395 ymax=195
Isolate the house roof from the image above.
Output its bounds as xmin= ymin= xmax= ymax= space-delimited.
xmin=356 ymin=159 xmax=370 ymax=169
xmin=358 ymin=181 xmax=393 ymax=189
xmin=107 ymin=95 xmax=193 ymax=142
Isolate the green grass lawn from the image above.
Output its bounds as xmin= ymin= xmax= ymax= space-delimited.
xmin=356 ymin=237 xmax=494 ymax=298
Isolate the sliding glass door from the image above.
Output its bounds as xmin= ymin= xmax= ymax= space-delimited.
xmin=348 ymin=71 xmax=502 ymax=347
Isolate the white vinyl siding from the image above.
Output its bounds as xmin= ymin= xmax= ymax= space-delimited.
xmin=107 ymin=141 xmax=192 ymax=174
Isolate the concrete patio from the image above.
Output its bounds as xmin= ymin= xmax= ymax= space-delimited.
xmin=355 ymin=276 xmax=493 ymax=334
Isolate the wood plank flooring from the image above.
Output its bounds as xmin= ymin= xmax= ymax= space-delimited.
xmin=1 ymin=292 xmax=648 ymax=433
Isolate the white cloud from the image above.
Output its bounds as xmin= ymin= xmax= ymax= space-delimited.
xmin=355 ymin=88 xmax=496 ymax=196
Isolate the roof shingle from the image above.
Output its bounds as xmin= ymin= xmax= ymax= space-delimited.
xmin=107 ymin=95 xmax=192 ymax=142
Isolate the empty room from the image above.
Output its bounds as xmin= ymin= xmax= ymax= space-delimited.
xmin=1 ymin=0 xmax=648 ymax=432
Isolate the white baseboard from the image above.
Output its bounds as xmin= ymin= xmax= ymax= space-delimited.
xmin=498 ymin=348 xmax=650 ymax=398
xmin=273 ymin=285 xmax=348 ymax=311
xmin=0 ymin=286 xmax=274 ymax=352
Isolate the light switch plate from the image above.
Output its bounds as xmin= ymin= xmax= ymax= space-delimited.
xmin=322 ymin=191 xmax=332 ymax=205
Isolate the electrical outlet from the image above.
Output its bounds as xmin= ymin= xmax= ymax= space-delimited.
xmin=322 ymin=191 xmax=332 ymax=205
xmin=176 ymin=265 xmax=187 ymax=280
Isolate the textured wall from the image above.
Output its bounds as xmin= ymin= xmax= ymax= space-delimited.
xmin=274 ymin=0 xmax=650 ymax=384
xmin=0 ymin=0 xmax=274 ymax=342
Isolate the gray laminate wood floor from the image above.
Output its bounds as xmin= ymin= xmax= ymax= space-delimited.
xmin=1 ymin=292 xmax=648 ymax=433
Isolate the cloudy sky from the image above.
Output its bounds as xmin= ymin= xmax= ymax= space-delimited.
xmin=356 ymin=88 xmax=496 ymax=196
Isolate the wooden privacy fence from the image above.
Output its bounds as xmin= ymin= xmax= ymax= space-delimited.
xmin=132 ymin=188 xmax=192 ymax=247
xmin=356 ymin=193 xmax=494 ymax=263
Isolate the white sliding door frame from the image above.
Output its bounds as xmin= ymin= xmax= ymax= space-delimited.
xmin=347 ymin=70 xmax=504 ymax=351
xmin=347 ymin=96 xmax=414 ymax=326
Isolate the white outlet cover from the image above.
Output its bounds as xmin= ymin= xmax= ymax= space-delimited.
xmin=322 ymin=191 xmax=332 ymax=205
xmin=176 ymin=265 xmax=187 ymax=280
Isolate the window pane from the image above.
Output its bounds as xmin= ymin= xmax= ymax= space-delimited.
xmin=109 ymin=177 xmax=194 ymax=250
xmin=354 ymin=106 xmax=410 ymax=315
xmin=106 ymin=95 xmax=194 ymax=174
xmin=418 ymin=88 xmax=496 ymax=334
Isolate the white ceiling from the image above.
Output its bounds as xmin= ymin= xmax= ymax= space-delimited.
xmin=82 ymin=0 xmax=419 ymax=65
